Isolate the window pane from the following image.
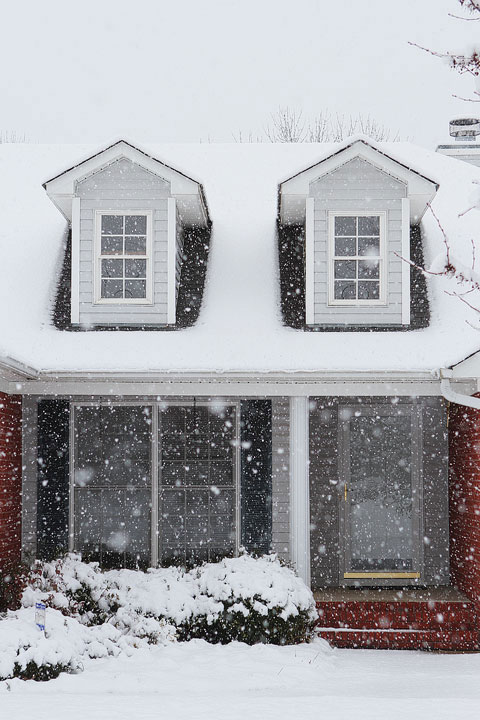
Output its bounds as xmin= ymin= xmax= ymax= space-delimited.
xmin=125 ymin=215 xmax=147 ymax=235
xmin=125 ymin=237 xmax=147 ymax=255
xmin=159 ymin=405 xmax=237 ymax=566
xmin=101 ymin=279 xmax=123 ymax=298
xmin=186 ymin=463 xmax=209 ymax=485
xmin=334 ymin=280 xmax=356 ymax=300
xmin=186 ymin=434 xmax=209 ymax=460
xmin=358 ymin=216 xmax=380 ymax=236
xmin=161 ymin=462 xmax=184 ymax=486
xmin=210 ymin=461 xmax=233 ymax=486
xmin=101 ymin=237 xmax=123 ymax=255
xmin=335 ymin=216 xmax=356 ymax=236
xmin=358 ymin=237 xmax=380 ymax=257
xmin=73 ymin=406 xmax=152 ymax=570
xmin=334 ymin=260 xmax=356 ymax=279
xmin=101 ymin=258 xmax=123 ymax=278
xmin=125 ymin=259 xmax=146 ymax=278
xmin=358 ymin=259 xmax=380 ymax=279
xmin=358 ymin=281 xmax=380 ymax=299
xmin=335 ymin=237 xmax=356 ymax=256
xmin=102 ymin=215 xmax=123 ymax=235
xmin=125 ymin=279 xmax=146 ymax=298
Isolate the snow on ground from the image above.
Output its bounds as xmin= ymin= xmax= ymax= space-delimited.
xmin=1 ymin=639 xmax=480 ymax=720
xmin=1 ymin=140 xmax=480 ymax=375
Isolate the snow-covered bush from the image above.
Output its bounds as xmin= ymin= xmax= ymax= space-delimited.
xmin=178 ymin=555 xmax=317 ymax=645
xmin=0 ymin=553 xmax=316 ymax=681
xmin=0 ymin=561 xmax=28 ymax=612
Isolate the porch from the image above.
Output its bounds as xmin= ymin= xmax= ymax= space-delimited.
xmin=314 ymin=586 xmax=479 ymax=651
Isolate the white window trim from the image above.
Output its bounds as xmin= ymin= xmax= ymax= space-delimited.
xmin=167 ymin=198 xmax=176 ymax=324
xmin=71 ymin=197 xmax=81 ymax=323
xmin=327 ymin=210 xmax=387 ymax=307
xmin=305 ymin=198 xmax=315 ymax=325
xmin=401 ymin=198 xmax=411 ymax=325
xmin=290 ymin=396 xmax=310 ymax=587
xmin=93 ymin=210 xmax=154 ymax=306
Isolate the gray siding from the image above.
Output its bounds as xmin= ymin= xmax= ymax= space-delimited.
xmin=309 ymin=397 xmax=449 ymax=589
xmin=271 ymin=398 xmax=290 ymax=561
xmin=21 ymin=396 xmax=38 ymax=563
xmin=76 ymin=158 xmax=171 ymax=326
xmin=310 ymin=157 xmax=407 ymax=326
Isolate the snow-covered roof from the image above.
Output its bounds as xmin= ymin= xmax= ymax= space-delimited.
xmin=1 ymin=138 xmax=480 ymax=378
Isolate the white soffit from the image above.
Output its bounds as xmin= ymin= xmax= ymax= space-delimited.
xmin=43 ymin=140 xmax=209 ymax=227
xmin=279 ymin=140 xmax=438 ymax=225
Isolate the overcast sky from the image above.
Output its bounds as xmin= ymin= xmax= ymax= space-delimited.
xmin=1 ymin=0 xmax=478 ymax=148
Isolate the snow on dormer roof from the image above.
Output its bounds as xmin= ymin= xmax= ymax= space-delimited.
xmin=0 ymin=139 xmax=479 ymax=379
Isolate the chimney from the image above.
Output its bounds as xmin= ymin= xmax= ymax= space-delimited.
xmin=436 ymin=117 xmax=480 ymax=166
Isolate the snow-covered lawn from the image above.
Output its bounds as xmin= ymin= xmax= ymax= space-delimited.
xmin=1 ymin=639 xmax=479 ymax=720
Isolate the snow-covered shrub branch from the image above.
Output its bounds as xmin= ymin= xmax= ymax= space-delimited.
xmin=0 ymin=554 xmax=317 ymax=682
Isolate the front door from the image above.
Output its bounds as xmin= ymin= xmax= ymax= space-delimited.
xmin=339 ymin=405 xmax=421 ymax=582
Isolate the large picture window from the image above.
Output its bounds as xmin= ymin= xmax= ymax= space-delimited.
xmin=329 ymin=212 xmax=385 ymax=305
xmin=95 ymin=212 xmax=152 ymax=303
xmin=71 ymin=402 xmax=239 ymax=570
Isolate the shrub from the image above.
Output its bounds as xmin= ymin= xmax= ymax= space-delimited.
xmin=12 ymin=659 xmax=73 ymax=682
xmin=179 ymin=600 xmax=315 ymax=645
xmin=0 ymin=553 xmax=317 ymax=681
xmin=0 ymin=561 xmax=28 ymax=612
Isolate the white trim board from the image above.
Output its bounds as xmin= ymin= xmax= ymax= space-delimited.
xmin=305 ymin=197 xmax=315 ymax=324
xmin=289 ymin=396 xmax=310 ymax=586
xmin=70 ymin=197 xmax=81 ymax=324
xmin=167 ymin=198 xmax=177 ymax=324
xmin=401 ymin=198 xmax=411 ymax=325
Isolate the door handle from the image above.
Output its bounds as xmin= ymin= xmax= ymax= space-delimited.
xmin=344 ymin=483 xmax=347 ymax=501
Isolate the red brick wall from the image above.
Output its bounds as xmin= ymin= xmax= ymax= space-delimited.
xmin=449 ymin=399 xmax=480 ymax=612
xmin=0 ymin=393 xmax=22 ymax=567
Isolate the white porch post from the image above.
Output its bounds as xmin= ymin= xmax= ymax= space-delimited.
xmin=289 ymin=396 xmax=311 ymax=586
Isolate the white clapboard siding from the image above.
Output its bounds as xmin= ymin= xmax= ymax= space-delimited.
xmin=309 ymin=157 xmax=408 ymax=326
xmin=75 ymin=158 xmax=171 ymax=325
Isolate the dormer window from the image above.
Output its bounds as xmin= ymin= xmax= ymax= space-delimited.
xmin=278 ymin=139 xmax=439 ymax=328
xmin=329 ymin=212 xmax=385 ymax=305
xmin=96 ymin=212 xmax=152 ymax=304
xmin=43 ymin=141 xmax=210 ymax=328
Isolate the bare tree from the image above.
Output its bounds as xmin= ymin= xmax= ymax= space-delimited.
xmin=398 ymin=203 xmax=480 ymax=318
xmin=264 ymin=107 xmax=307 ymax=143
xmin=0 ymin=130 xmax=27 ymax=143
xmin=410 ymin=0 xmax=480 ymax=102
xmin=234 ymin=107 xmax=399 ymax=143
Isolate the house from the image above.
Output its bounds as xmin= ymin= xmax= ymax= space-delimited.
xmin=1 ymin=133 xmax=480 ymax=649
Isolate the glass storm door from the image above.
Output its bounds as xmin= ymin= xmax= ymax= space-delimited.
xmin=340 ymin=406 xmax=421 ymax=581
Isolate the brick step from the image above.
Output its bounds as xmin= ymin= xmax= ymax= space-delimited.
xmin=316 ymin=600 xmax=478 ymax=632
xmin=318 ymin=628 xmax=480 ymax=651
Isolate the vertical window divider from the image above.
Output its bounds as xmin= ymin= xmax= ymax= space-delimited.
xmin=234 ymin=400 xmax=241 ymax=555
xmin=151 ymin=405 xmax=159 ymax=568
xmin=68 ymin=404 xmax=76 ymax=552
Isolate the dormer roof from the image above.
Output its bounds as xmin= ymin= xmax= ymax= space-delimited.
xmin=44 ymin=140 xmax=210 ymax=226
xmin=278 ymin=137 xmax=438 ymax=225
